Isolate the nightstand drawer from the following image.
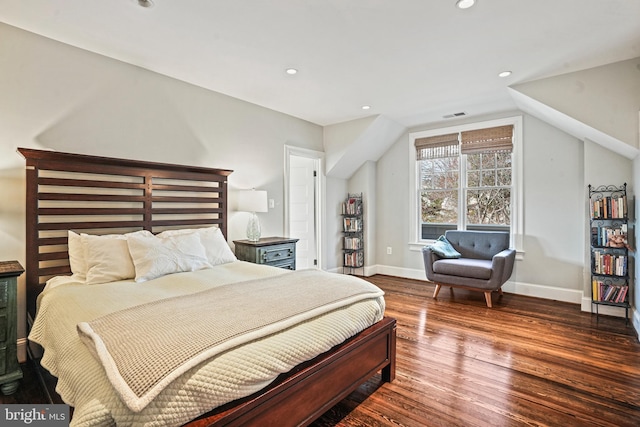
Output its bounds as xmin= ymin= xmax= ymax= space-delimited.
xmin=234 ymin=237 xmax=299 ymax=270
xmin=269 ymin=260 xmax=296 ymax=270
xmin=259 ymin=244 xmax=294 ymax=263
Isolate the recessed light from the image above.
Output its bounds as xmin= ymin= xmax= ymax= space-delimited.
xmin=498 ymin=70 xmax=512 ymax=78
xmin=137 ymin=0 xmax=154 ymax=8
xmin=456 ymin=0 xmax=476 ymax=9
xmin=362 ymin=105 xmax=371 ymax=110
xmin=285 ymin=68 xmax=298 ymax=75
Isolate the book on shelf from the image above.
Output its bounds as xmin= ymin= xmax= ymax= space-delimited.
xmin=592 ymin=250 xmax=627 ymax=276
xmin=343 ymin=217 xmax=362 ymax=232
xmin=341 ymin=197 xmax=362 ymax=215
xmin=592 ymin=279 xmax=628 ymax=303
xmin=590 ymin=195 xmax=627 ymax=219
xmin=590 ymin=224 xmax=628 ymax=247
xmin=343 ymin=236 xmax=362 ymax=250
xmin=344 ymin=251 xmax=364 ymax=268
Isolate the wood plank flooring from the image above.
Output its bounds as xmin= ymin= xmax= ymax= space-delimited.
xmin=312 ymin=275 xmax=640 ymax=427
xmin=3 ymin=274 xmax=639 ymax=426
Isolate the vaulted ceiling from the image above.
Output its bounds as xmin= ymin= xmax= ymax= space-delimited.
xmin=2 ymin=0 xmax=638 ymax=128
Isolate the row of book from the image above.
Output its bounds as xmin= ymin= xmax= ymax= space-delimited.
xmin=590 ymin=225 xmax=627 ymax=247
xmin=592 ymin=280 xmax=628 ymax=303
xmin=344 ymin=236 xmax=363 ymax=250
xmin=592 ymin=251 xmax=627 ymax=276
xmin=590 ymin=195 xmax=627 ymax=219
xmin=341 ymin=197 xmax=363 ymax=215
xmin=344 ymin=251 xmax=364 ymax=268
xmin=343 ymin=218 xmax=362 ymax=232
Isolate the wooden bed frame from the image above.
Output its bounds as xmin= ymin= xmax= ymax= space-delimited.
xmin=18 ymin=147 xmax=396 ymax=427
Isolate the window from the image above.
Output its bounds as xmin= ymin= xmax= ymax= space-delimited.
xmin=410 ymin=118 xmax=522 ymax=249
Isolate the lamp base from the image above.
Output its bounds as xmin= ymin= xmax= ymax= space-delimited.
xmin=246 ymin=212 xmax=261 ymax=242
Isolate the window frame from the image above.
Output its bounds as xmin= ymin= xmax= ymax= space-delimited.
xmin=408 ymin=116 xmax=523 ymax=258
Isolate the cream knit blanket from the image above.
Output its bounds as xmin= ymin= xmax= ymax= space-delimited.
xmin=77 ymin=269 xmax=383 ymax=412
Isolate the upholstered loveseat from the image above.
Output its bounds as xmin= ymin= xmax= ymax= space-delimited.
xmin=422 ymin=230 xmax=515 ymax=307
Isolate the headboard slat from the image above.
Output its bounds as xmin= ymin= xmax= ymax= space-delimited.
xmin=38 ymin=221 xmax=146 ymax=231
xmin=38 ymin=177 xmax=147 ymax=190
xmin=39 ymin=252 xmax=73 ymax=262
xmin=38 ymin=208 xmax=146 ymax=215
xmin=18 ymin=148 xmax=232 ymax=321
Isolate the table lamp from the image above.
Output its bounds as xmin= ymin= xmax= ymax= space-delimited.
xmin=237 ymin=189 xmax=268 ymax=241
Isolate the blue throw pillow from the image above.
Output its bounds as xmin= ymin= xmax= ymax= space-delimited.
xmin=428 ymin=235 xmax=461 ymax=258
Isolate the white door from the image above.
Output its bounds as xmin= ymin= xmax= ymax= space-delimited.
xmin=289 ymin=155 xmax=317 ymax=269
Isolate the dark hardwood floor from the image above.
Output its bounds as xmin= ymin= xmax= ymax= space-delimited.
xmin=3 ymin=274 xmax=639 ymax=426
xmin=312 ymin=275 xmax=640 ymax=427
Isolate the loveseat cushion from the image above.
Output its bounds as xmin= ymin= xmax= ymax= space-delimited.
xmin=445 ymin=230 xmax=509 ymax=260
xmin=432 ymin=258 xmax=493 ymax=280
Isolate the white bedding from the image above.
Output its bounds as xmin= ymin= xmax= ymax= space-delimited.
xmin=29 ymin=261 xmax=386 ymax=427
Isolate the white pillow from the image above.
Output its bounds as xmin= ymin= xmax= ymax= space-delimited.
xmin=81 ymin=230 xmax=152 ymax=285
xmin=68 ymin=230 xmax=88 ymax=281
xmin=127 ymin=232 xmax=213 ymax=282
xmin=158 ymin=227 xmax=236 ymax=266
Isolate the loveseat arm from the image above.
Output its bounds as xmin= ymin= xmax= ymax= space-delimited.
xmin=421 ymin=246 xmax=442 ymax=280
xmin=491 ymin=248 xmax=516 ymax=286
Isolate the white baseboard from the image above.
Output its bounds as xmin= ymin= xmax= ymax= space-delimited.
xmin=330 ymin=264 xmax=639 ymax=338
xmin=371 ymin=264 xmax=584 ymax=304
xmin=371 ymin=264 xmax=635 ymax=312
xmin=328 ymin=265 xmax=380 ymax=277
xmin=503 ymin=281 xmax=583 ymax=304
xmin=375 ymin=264 xmax=427 ymax=281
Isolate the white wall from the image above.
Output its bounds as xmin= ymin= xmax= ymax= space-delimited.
xmin=375 ymin=130 xmax=416 ymax=275
xmin=516 ymin=115 xmax=585 ymax=297
xmin=0 ymin=23 xmax=323 ymax=356
xmin=324 ymin=176 xmax=348 ymax=271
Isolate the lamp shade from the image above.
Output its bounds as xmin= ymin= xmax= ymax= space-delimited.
xmin=237 ymin=190 xmax=268 ymax=213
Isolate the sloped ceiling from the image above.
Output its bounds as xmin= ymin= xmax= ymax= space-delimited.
xmin=1 ymin=0 xmax=638 ymax=128
xmin=510 ymin=57 xmax=640 ymax=159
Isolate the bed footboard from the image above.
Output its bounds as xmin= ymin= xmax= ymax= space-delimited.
xmin=187 ymin=316 xmax=397 ymax=427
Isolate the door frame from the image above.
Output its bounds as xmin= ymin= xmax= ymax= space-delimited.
xmin=284 ymin=145 xmax=325 ymax=270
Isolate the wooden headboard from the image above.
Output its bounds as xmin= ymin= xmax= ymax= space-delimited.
xmin=18 ymin=148 xmax=232 ymax=320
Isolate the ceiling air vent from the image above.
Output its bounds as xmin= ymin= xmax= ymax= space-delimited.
xmin=443 ymin=112 xmax=467 ymax=119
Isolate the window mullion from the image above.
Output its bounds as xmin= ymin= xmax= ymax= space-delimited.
xmin=459 ymin=152 xmax=467 ymax=230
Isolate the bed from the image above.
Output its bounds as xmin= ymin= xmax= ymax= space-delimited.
xmin=18 ymin=147 xmax=396 ymax=427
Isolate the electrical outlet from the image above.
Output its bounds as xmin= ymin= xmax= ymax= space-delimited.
xmin=268 ymin=199 xmax=275 ymax=209
xmin=387 ymin=247 xmax=392 ymax=255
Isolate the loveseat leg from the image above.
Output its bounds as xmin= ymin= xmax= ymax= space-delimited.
xmin=433 ymin=284 xmax=442 ymax=299
xmin=484 ymin=291 xmax=493 ymax=308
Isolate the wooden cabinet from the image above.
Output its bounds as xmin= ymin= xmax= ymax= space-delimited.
xmin=234 ymin=237 xmax=298 ymax=270
xmin=0 ymin=260 xmax=24 ymax=395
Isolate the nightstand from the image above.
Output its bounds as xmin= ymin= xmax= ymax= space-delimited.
xmin=234 ymin=237 xmax=299 ymax=270
xmin=0 ymin=260 xmax=24 ymax=395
